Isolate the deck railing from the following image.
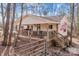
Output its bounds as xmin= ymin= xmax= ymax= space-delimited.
xmin=53 ymin=31 xmax=69 ymax=48
xmin=14 ymin=37 xmax=47 ymax=56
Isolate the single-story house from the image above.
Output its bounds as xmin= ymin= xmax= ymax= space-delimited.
xmin=14 ymin=15 xmax=68 ymax=41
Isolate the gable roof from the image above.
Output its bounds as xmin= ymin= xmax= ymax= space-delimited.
xmin=15 ymin=15 xmax=64 ymax=26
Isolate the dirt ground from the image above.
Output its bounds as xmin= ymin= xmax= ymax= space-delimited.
xmin=0 ymin=38 xmax=6 ymax=56
xmin=47 ymin=37 xmax=79 ymax=56
xmin=0 ymin=36 xmax=79 ymax=56
xmin=47 ymin=46 xmax=79 ymax=56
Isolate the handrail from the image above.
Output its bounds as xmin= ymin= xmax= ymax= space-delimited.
xmin=53 ymin=31 xmax=69 ymax=47
xmin=54 ymin=31 xmax=66 ymax=38
xmin=54 ymin=31 xmax=67 ymax=39
xmin=14 ymin=39 xmax=44 ymax=49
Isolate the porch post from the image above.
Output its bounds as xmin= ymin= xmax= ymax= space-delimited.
xmin=47 ymin=24 xmax=49 ymax=41
xmin=56 ymin=24 xmax=58 ymax=32
xmin=29 ymin=25 xmax=31 ymax=42
xmin=44 ymin=24 xmax=49 ymax=56
xmin=27 ymin=25 xmax=29 ymax=36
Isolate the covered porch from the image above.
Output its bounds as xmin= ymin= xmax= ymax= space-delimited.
xmin=15 ymin=15 xmax=59 ymax=41
xmin=21 ymin=24 xmax=58 ymax=40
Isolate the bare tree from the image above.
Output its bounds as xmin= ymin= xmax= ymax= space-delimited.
xmin=73 ymin=4 xmax=78 ymax=36
xmin=1 ymin=4 xmax=4 ymax=31
xmin=69 ymin=3 xmax=74 ymax=45
xmin=1 ymin=4 xmax=7 ymax=38
xmin=77 ymin=4 xmax=79 ymax=33
xmin=2 ymin=3 xmax=11 ymax=46
xmin=25 ymin=4 xmax=27 ymax=15
xmin=8 ymin=4 xmax=16 ymax=46
xmin=15 ymin=3 xmax=23 ymax=46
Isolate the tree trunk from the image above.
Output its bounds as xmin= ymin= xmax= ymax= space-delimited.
xmin=1 ymin=3 xmax=6 ymax=40
xmin=1 ymin=3 xmax=4 ymax=32
xmin=69 ymin=3 xmax=74 ymax=46
xmin=73 ymin=3 xmax=78 ymax=36
xmin=26 ymin=4 xmax=27 ymax=15
xmin=77 ymin=4 xmax=79 ymax=34
xmin=8 ymin=4 xmax=16 ymax=46
xmin=15 ymin=4 xmax=23 ymax=46
xmin=2 ymin=3 xmax=11 ymax=46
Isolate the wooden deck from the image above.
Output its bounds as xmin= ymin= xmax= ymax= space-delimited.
xmin=12 ymin=30 xmax=69 ymax=56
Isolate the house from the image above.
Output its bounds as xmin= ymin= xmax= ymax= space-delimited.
xmin=15 ymin=15 xmax=62 ymax=31
xmin=14 ymin=15 xmax=68 ymax=41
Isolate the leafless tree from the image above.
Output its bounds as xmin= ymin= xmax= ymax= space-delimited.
xmin=8 ymin=4 xmax=16 ymax=46
xmin=15 ymin=3 xmax=23 ymax=46
xmin=1 ymin=4 xmax=4 ymax=31
xmin=69 ymin=3 xmax=74 ymax=45
xmin=1 ymin=4 xmax=7 ymax=38
xmin=77 ymin=4 xmax=79 ymax=33
xmin=2 ymin=3 xmax=11 ymax=46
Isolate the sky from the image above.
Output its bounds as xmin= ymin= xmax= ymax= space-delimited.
xmin=0 ymin=3 xmax=70 ymax=23
xmin=15 ymin=3 xmax=70 ymax=18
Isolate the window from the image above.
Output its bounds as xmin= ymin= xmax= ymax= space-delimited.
xmin=49 ymin=25 xmax=53 ymax=29
xmin=27 ymin=25 xmax=29 ymax=29
xmin=37 ymin=24 xmax=40 ymax=30
xmin=31 ymin=25 xmax=33 ymax=30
